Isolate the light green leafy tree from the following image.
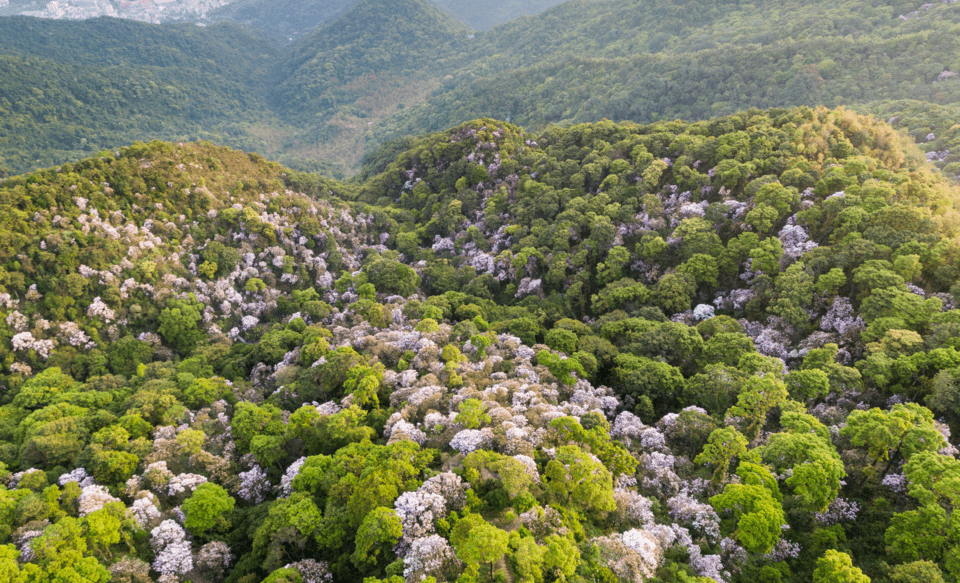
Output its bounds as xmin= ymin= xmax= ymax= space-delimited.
xmin=352 ymin=507 xmax=402 ymax=569
xmin=454 ymin=518 xmax=509 ymax=580
xmin=514 ymin=536 xmax=545 ymax=583
xmin=728 ymin=375 xmax=789 ymax=441
xmin=841 ymin=403 xmax=946 ymax=481
xmin=813 ymin=550 xmax=870 ymax=583
xmin=696 ymin=426 xmax=749 ymax=485
xmin=544 ymin=445 xmax=616 ymax=513
xmin=884 ymin=504 xmax=956 ymax=563
xmin=710 ymin=468 xmax=785 ymax=554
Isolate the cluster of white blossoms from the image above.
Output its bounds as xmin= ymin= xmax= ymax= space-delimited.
xmin=86 ymin=296 xmax=116 ymax=322
xmin=394 ymin=490 xmax=448 ymax=543
xmin=131 ymin=496 xmax=163 ymax=528
xmin=78 ymin=485 xmax=121 ymax=516
xmin=284 ymin=559 xmax=333 ymax=583
xmin=278 ymin=457 xmax=307 ymax=497
xmin=196 ymin=541 xmax=234 ymax=579
xmin=593 ymin=529 xmax=663 ymax=582
xmin=167 ymin=473 xmax=207 ymax=497
xmin=403 ymin=535 xmax=460 ymax=583
xmin=58 ymin=467 xmax=95 ymax=487
xmin=10 ymin=331 xmax=57 ymax=359
xmin=449 ymin=428 xmax=494 ymax=454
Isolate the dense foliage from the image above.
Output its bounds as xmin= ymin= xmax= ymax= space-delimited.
xmin=0 ymin=107 xmax=959 ymax=583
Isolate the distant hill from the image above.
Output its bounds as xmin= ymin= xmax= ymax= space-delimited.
xmin=200 ymin=0 xmax=572 ymax=39
xmin=202 ymin=0 xmax=354 ymax=43
xmin=432 ymin=0 xmax=568 ymax=30
xmin=0 ymin=16 xmax=286 ymax=175
xmin=273 ymin=0 xmax=468 ymax=117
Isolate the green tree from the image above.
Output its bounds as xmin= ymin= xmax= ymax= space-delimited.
xmin=813 ymin=550 xmax=870 ymax=583
xmin=710 ymin=476 xmax=785 ymax=553
xmin=760 ymin=431 xmax=845 ymax=511
xmin=841 ymin=403 xmax=946 ymax=481
xmin=543 ymin=445 xmax=615 ymax=513
xmin=696 ymin=427 xmax=749 ymax=485
xmin=537 ymin=351 xmax=586 ymax=385
xmin=903 ymin=451 xmax=960 ymax=506
xmin=12 ymin=367 xmax=78 ymax=411
xmin=455 ymin=519 xmax=509 ymax=580
xmin=514 ymin=537 xmax=545 ymax=583
xmin=545 ymin=328 xmax=578 ymax=355
xmin=364 ymin=257 xmax=421 ymax=297
xmin=884 ymin=504 xmax=954 ymax=563
xmin=889 ymin=561 xmax=946 ymax=583
xmin=456 ymin=398 xmax=491 ymax=430
xmin=182 ymin=482 xmax=235 ymax=536
xmin=158 ymin=297 xmax=205 ymax=354
xmin=654 ymin=273 xmax=696 ymax=314
xmin=785 ymin=368 xmax=831 ymax=400
xmin=728 ymin=375 xmax=789 ymax=441
xmin=543 ymin=534 xmax=579 ymax=582
xmin=352 ymin=507 xmax=402 ymax=570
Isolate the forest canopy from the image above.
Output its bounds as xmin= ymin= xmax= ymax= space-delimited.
xmin=0 ymin=106 xmax=958 ymax=582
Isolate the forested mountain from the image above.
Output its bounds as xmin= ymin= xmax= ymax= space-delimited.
xmin=272 ymin=0 xmax=469 ymax=119
xmin=199 ymin=0 xmax=569 ymax=42
xmin=0 ymin=16 xmax=287 ymax=175
xmin=369 ymin=0 xmax=960 ymax=173
xmin=3 ymin=0 xmax=960 ymax=180
xmin=2 ymin=106 xmax=960 ymax=582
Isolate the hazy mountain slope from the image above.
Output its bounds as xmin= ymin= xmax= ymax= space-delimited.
xmin=202 ymin=0 xmax=354 ymax=43
xmin=432 ymin=0 xmax=568 ymax=30
xmin=260 ymin=0 xmax=471 ymax=173
xmin=375 ymin=28 xmax=960 ymax=132
xmin=273 ymin=0 xmax=469 ymax=118
xmin=4 ymin=0 xmax=960 ymax=178
xmin=0 ymin=16 xmax=278 ymax=77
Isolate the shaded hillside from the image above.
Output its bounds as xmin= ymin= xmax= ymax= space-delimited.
xmin=5 ymin=0 xmax=960 ymax=179
xmin=368 ymin=0 xmax=960 ymax=169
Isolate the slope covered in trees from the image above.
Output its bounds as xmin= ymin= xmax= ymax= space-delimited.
xmin=1 ymin=107 xmax=959 ymax=582
xmin=272 ymin=0 xmax=469 ymax=119
xmin=369 ymin=0 xmax=960 ymax=175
